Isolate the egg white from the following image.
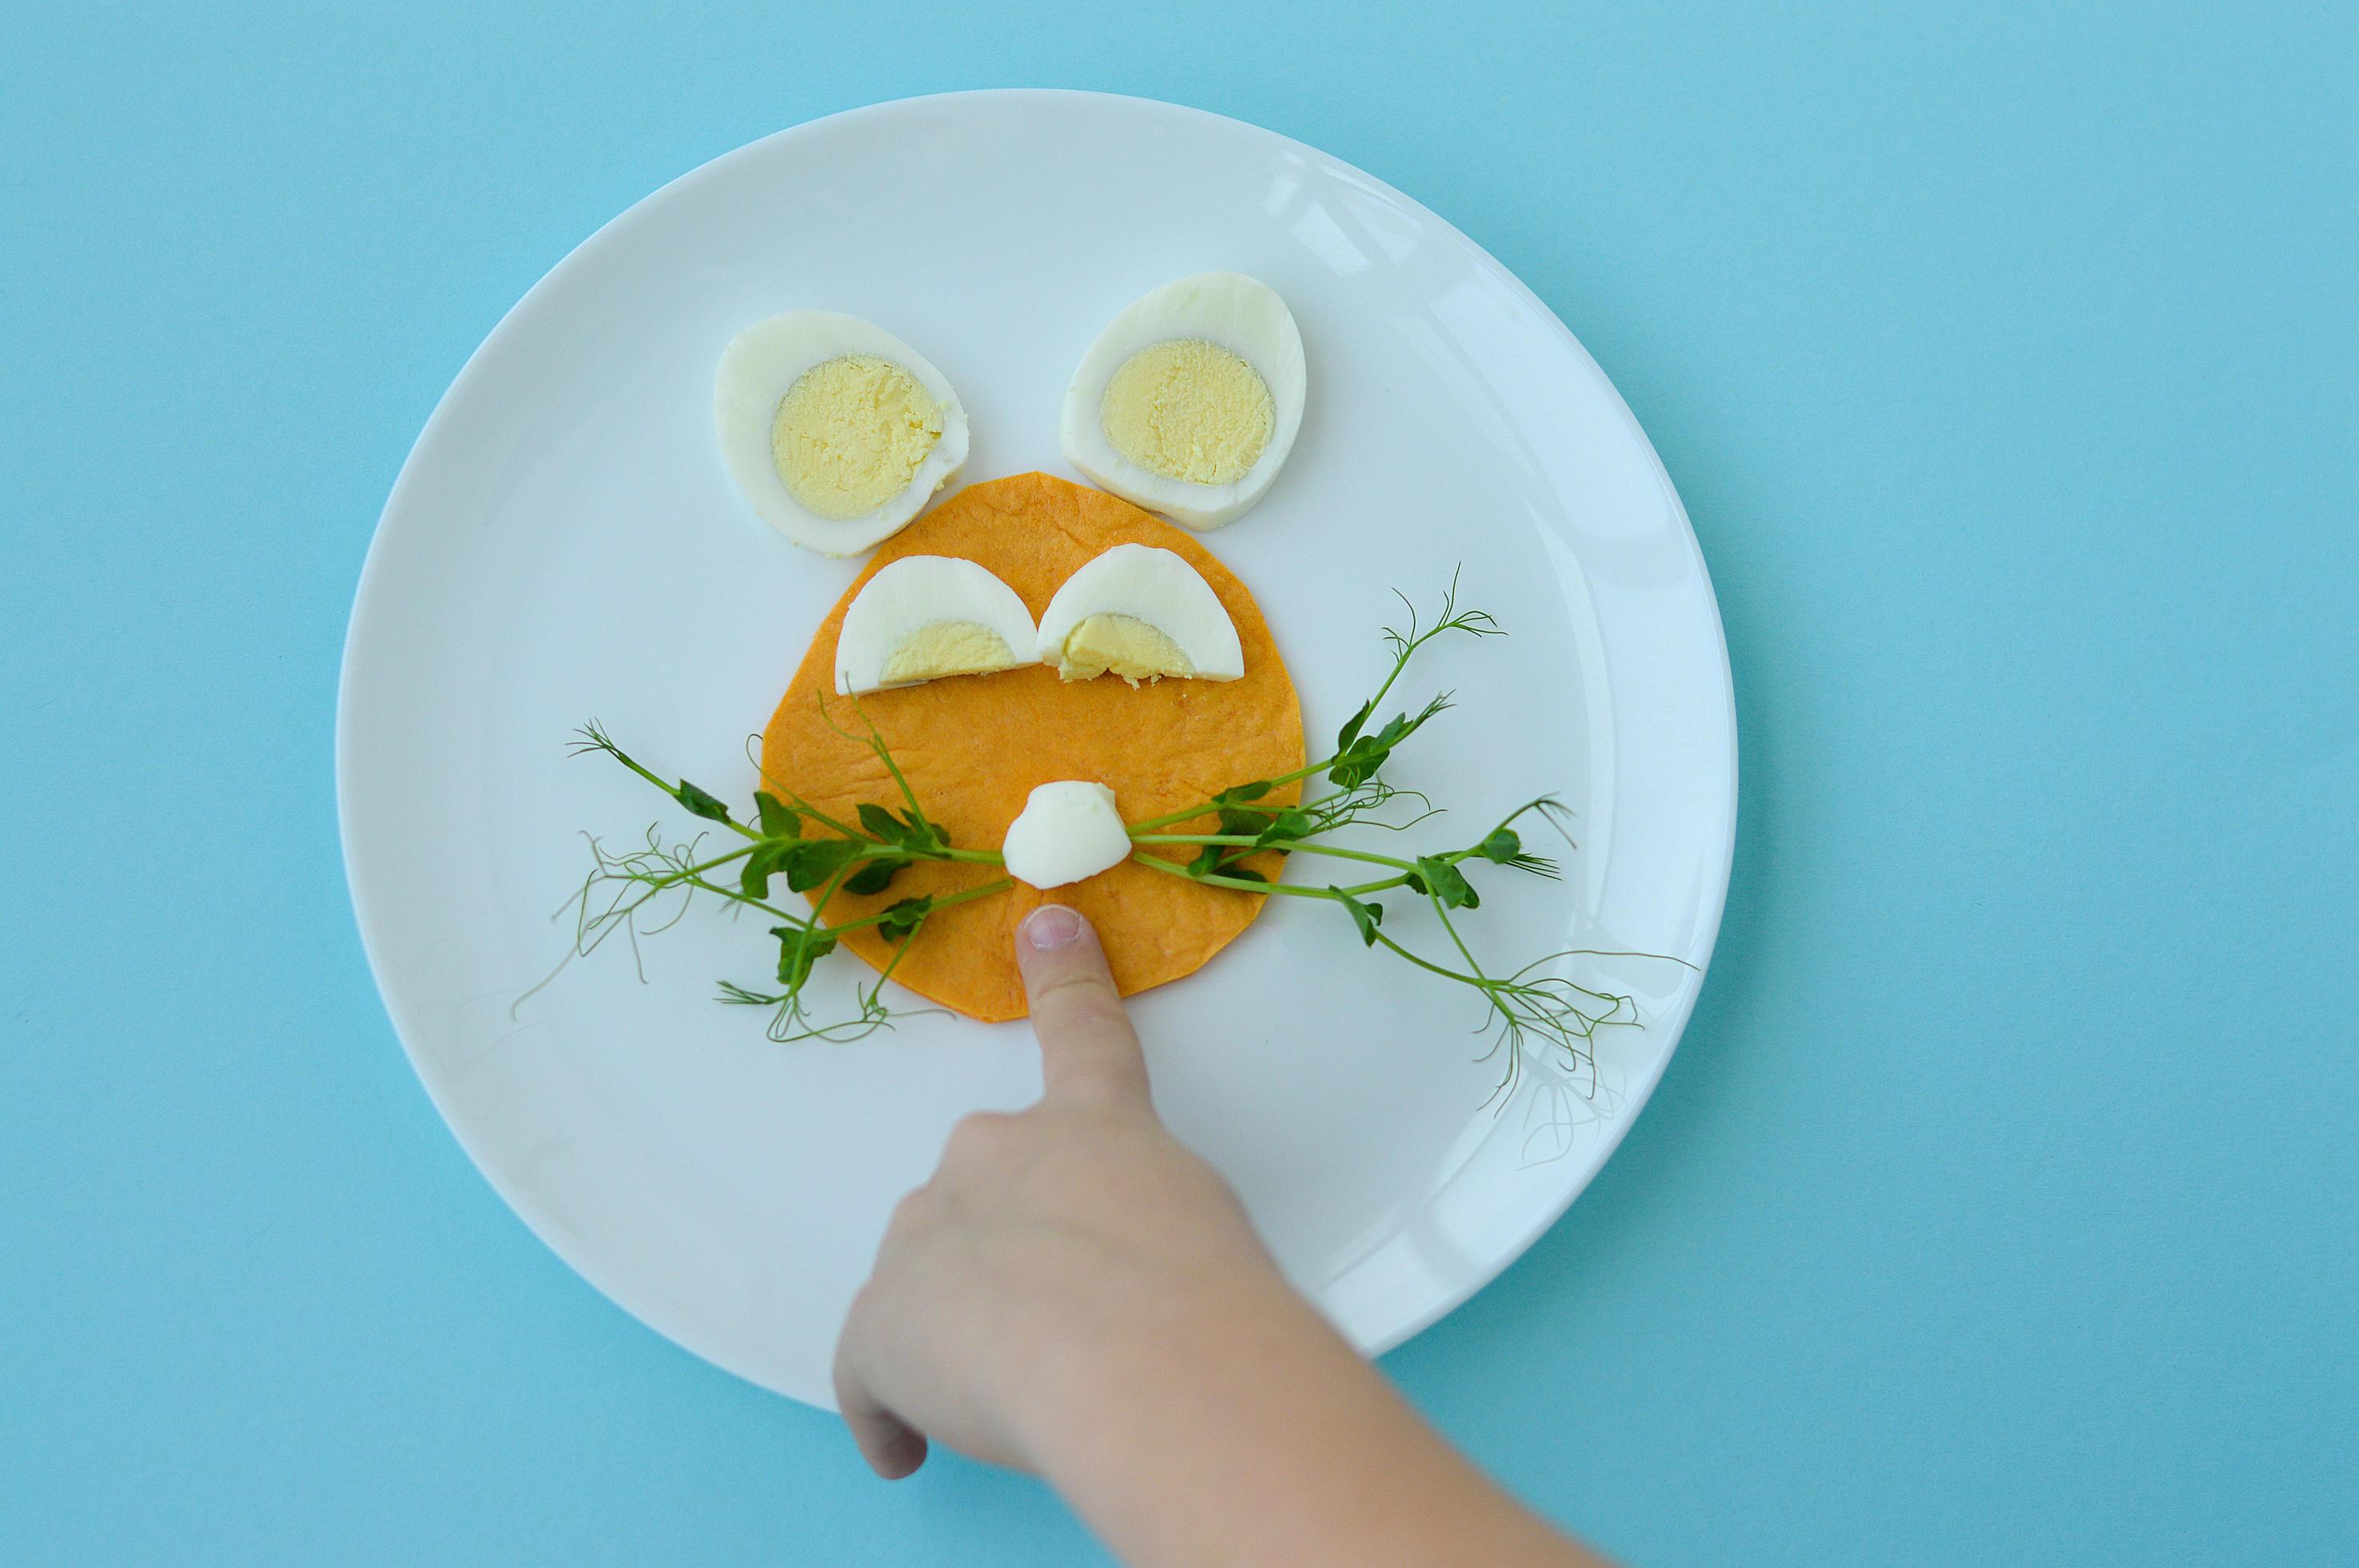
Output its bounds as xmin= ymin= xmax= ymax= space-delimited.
xmin=1059 ymin=274 xmax=1307 ymax=530
xmin=1000 ymin=781 xmax=1131 ymax=890
xmin=714 ymin=312 xmax=970 ymax=556
xmin=1033 ymin=543 xmax=1245 ymax=681
xmin=834 ymin=555 xmax=1036 ymax=694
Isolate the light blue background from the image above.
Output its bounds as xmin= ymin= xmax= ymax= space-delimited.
xmin=4 ymin=3 xmax=2353 ymax=1563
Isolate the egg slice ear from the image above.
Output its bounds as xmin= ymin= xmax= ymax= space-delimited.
xmin=1033 ymin=543 xmax=1246 ymax=686
xmin=835 ymin=556 xmax=1038 ymax=695
xmin=1059 ymin=273 xmax=1306 ymax=530
xmin=715 ymin=312 xmax=970 ymax=557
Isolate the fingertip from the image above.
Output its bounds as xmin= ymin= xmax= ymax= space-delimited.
xmin=867 ymin=1422 xmax=930 ymax=1481
xmin=835 ymin=1348 xmax=930 ymax=1480
xmin=840 ymin=1389 xmax=931 ymax=1480
xmin=1018 ymin=902 xmax=1086 ymax=954
xmin=1014 ymin=903 xmax=1149 ymax=1106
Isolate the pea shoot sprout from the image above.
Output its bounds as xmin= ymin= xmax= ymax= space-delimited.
xmin=551 ymin=574 xmax=1689 ymax=1096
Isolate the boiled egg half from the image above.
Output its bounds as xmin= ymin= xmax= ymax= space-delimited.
xmin=1060 ymin=274 xmax=1306 ymax=530
xmin=1034 ymin=543 xmax=1244 ymax=686
xmin=715 ymin=312 xmax=970 ymax=556
xmin=1001 ymin=781 xmax=1131 ymax=890
xmin=835 ymin=555 xmax=1036 ymax=695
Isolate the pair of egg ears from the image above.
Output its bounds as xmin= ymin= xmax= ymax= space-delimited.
xmin=715 ymin=271 xmax=1306 ymax=550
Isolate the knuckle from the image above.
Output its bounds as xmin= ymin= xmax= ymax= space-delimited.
xmin=1036 ymin=1000 xmax=1139 ymax=1058
xmin=1058 ymin=1061 xmax=1142 ymax=1107
xmin=943 ymin=1109 xmax=1018 ymax=1165
xmin=887 ymin=1184 xmax=939 ymax=1233
xmin=1027 ymin=964 xmax=1116 ymax=1012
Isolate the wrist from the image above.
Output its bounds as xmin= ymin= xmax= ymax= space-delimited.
xmin=1013 ymin=1263 xmax=1392 ymax=1559
xmin=1009 ymin=1266 xmax=1595 ymax=1568
xmin=1011 ymin=1255 xmax=1310 ymax=1464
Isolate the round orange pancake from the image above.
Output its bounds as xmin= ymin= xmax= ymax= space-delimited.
xmin=760 ymin=472 xmax=1305 ymax=1022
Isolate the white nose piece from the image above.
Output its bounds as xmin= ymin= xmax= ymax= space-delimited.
xmin=1001 ymin=782 xmax=1131 ymax=889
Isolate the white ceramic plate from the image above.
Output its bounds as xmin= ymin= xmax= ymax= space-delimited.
xmin=338 ymin=91 xmax=1735 ymax=1408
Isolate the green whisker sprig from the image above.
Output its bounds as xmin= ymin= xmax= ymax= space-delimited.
xmin=554 ymin=718 xmax=1006 ymax=1042
xmin=555 ymin=572 xmax=1688 ymax=1100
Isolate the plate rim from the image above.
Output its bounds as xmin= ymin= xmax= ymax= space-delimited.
xmin=336 ymin=86 xmax=1739 ymax=1390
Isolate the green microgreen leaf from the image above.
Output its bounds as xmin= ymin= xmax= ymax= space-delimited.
xmin=1415 ymin=856 xmax=1480 ymax=910
xmin=771 ymin=926 xmax=839 ymax=988
xmin=566 ymin=578 xmax=1687 ymax=1078
xmin=1332 ymin=887 xmax=1385 ymax=946
xmin=854 ymin=801 xmax=951 ymax=855
xmin=1257 ymin=806 xmax=1314 ymax=846
xmin=739 ymin=841 xmax=791 ymax=899
xmin=1335 ymin=699 xmax=1374 ymax=754
xmin=1218 ymin=806 xmax=1275 ymax=838
xmin=1327 ymin=693 xmax=1455 ymax=789
xmin=1326 ymin=737 xmax=1383 ymax=790
xmin=1476 ymin=827 xmax=1521 ymax=864
xmin=755 ymin=791 xmax=799 ymax=838
xmin=784 ymin=837 xmax=859 ymax=893
xmin=675 ymin=780 xmax=734 ymax=823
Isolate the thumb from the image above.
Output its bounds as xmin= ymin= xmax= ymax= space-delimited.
xmin=1015 ymin=905 xmax=1151 ymax=1108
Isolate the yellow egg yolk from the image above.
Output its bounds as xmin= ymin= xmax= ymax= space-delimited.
xmin=1057 ymin=614 xmax=1194 ymax=686
xmin=771 ymin=354 xmax=943 ymax=520
xmin=1099 ymin=339 xmax=1272 ymax=486
xmin=880 ymin=622 xmax=1019 ymax=686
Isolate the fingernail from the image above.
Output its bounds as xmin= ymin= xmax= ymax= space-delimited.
xmin=1020 ymin=904 xmax=1084 ymax=950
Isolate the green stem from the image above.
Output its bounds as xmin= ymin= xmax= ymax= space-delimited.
xmin=1418 ymin=898 xmax=1527 ymax=1037
xmin=1131 ymin=834 xmax=1418 ymax=872
xmin=1429 ymin=894 xmax=1492 ymax=983
xmin=804 ymin=857 xmax=856 ymax=930
xmin=1127 ymin=852 xmax=1413 ymax=902
xmin=1130 ymin=853 xmax=1328 ymax=897
xmin=823 ymin=877 xmax=1017 ymax=935
xmin=1368 ymin=926 xmax=1496 ymax=990
xmin=1429 ymin=896 xmax=1514 ymax=1034
xmin=606 ymin=748 xmax=764 ymax=842
xmin=777 ymin=793 xmax=861 ymax=842
xmin=865 ymin=926 xmax=919 ymax=995
xmin=836 ymin=840 xmax=1002 ymax=867
xmin=677 ymin=874 xmax=801 ymax=926
xmin=847 ymin=693 xmax=929 ymax=820
xmin=1122 ymin=756 xmax=1340 ymax=834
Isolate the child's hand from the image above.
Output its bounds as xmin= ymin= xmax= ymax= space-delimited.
xmin=831 ymin=902 xmax=1287 ymax=1478
xmin=831 ymin=902 xmax=1610 ymax=1566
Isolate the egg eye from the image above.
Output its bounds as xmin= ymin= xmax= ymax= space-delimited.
xmin=877 ymin=621 xmax=1017 ymax=686
xmin=771 ymin=354 xmax=943 ymax=520
xmin=835 ymin=555 xmax=1037 ymax=695
xmin=1034 ymin=543 xmax=1245 ymax=686
xmin=1061 ymin=614 xmax=1196 ymax=682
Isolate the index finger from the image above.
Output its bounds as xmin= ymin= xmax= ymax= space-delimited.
xmin=1015 ymin=904 xmax=1151 ymax=1107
